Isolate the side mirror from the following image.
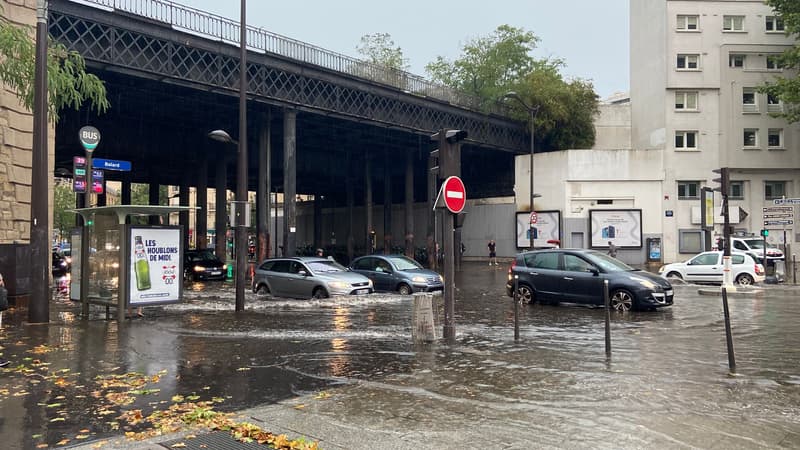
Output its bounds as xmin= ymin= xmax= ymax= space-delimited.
xmin=588 ymin=268 xmax=600 ymax=276
xmin=298 ymin=269 xmax=309 ymax=277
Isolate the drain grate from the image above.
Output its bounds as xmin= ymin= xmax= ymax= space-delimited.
xmin=160 ymin=431 xmax=264 ymax=449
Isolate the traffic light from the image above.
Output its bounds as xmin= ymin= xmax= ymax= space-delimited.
xmin=711 ymin=167 xmax=730 ymax=196
xmin=761 ymin=229 xmax=769 ymax=237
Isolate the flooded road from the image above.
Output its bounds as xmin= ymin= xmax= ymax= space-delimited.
xmin=1 ymin=263 xmax=799 ymax=448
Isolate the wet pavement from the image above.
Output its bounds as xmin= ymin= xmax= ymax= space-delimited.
xmin=1 ymin=263 xmax=800 ymax=449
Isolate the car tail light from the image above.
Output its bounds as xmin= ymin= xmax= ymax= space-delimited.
xmin=755 ymin=264 xmax=765 ymax=275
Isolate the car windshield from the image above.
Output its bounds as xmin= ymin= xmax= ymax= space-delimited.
xmin=307 ymin=260 xmax=347 ymax=273
xmin=586 ymin=252 xmax=636 ymax=272
xmin=387 ymin=256 xmax=422 ymax=271
xmin=743 ymin=239 xmax=778 ymax=250
xmin=188 ymin=250 xmax=217 ymax=262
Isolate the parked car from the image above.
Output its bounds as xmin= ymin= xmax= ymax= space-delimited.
xmin=349 ymin=254 xmax=444 ymax=294
xmin=252 ymin=256 xmax=373 ymax=299
xmin=52 ymin=251 xmax=70 ymax=277
xmin=505 ymin=249 xmax=673 ymax=311
xmin=730 ymin=237 xmax=784 ymax=262
xmin=184 ymin=249 xmax=226 ymax=281
xmin=659 ymin=251 xmax=765 ymax=286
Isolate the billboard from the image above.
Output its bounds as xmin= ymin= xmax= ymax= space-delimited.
xmin=516 ymin=210 xmax=561 ymax=248
xmin=589 ymin=209 xmax=643 ymax=248
xmin=128 ymin=226 xmax=182 ymax=306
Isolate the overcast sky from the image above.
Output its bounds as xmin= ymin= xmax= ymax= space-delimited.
xmin=178 ymin=0 xmax=630 ymax=100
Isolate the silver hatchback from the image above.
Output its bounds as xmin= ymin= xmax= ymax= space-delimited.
xmin=252 ymin=257 xmax=373 ymax=299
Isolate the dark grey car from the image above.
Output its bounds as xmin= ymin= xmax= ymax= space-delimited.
xmin=252 ymin=257 xmax=373 ymax=299
xmin=349 ymin=254 xmax=444 ymax=295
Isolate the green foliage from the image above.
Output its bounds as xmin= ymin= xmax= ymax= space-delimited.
xmin=356 ymin=33 xmax=409 ymax=71
xmin=425 ymin=25 xmax=598 ymax=151
xmin=760 ymin=0 xmax=800 ymax=123
xmin=0 ymin=13 xmax=109 ymax=121
xmin=53 ymin=181 xmax=75 ymax=242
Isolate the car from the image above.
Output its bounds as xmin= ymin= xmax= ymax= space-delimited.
xmin=52 ymin=251 xmax=70 ymax=277
xmin=729 ymin=237 xmax=784 ymax=262
xmin=184 ymin=249 xmax=226 ymax=281
xmin=659 ymin=250 xmax=765 ymax=286
xmin=505 ymin=248 xmax=673 ymax=312
xmin=349 ymin=254 xmax=444 ymax=294
xmin=252 ymin=256 xmax=373 ymax=299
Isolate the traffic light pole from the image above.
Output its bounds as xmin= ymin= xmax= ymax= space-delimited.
xmin=714 ymin=167 xmax=733 ymax=288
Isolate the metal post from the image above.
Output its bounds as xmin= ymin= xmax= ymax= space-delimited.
xmin=529 ymin=108 xmax=535 ymax=250
xmin=233 ymin=0 xmax=248 ymax=311
xmin=443 ymin=211 xmax=455 ymax=341
xmin=721 ymin=287 xmax=736 ymax=371
xmin=29 ymin=0 xmax=49 ymax=323
xmin=604 ymin=280 xmax=611 ymax=358
xmin=513 ymin=274 xmax=519 ymax=341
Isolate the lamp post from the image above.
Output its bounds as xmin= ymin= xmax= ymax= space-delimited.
xmin=503 ymin=91 xmax=540 ymax=249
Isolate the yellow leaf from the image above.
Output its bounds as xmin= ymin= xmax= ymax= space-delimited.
xmin=236 ymin=367 xmax=251 ymax=371
xmin=36 ymin=444 xmax=48 ymax=449
xmin=170 ymin=443 xmax=186 ymax=448
xmin=56 ymin=439 xmax=70 ymax=445
xmin=293 ymin=404 xmax=305 ymax=409
xmin=50 ymin=417 xmax=66 ymax=422
xmin=76 ymin=434 xmax=89 ymax=439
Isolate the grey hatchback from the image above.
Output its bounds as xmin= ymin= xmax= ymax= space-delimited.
xmin=349 ymin=254 xmax=444 ymax=295
xmin=252 ymin=257 xmax=373 ymax=299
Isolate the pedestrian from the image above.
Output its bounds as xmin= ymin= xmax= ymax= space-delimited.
xmin=316 ymin=248 xmax=324 ymax=257
xmin=607 ymin=241 xmax=618 ymax=258
xmin=716 ymin=236 xmax=725 ymax=252
xmin=487 ymin=240 xmax=497 ymax=266
xmin=0 ymin=273 xmax=10 ymax=367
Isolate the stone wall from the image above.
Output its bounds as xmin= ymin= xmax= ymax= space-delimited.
xmin=0 ymin=0 xmax=55 ymax=244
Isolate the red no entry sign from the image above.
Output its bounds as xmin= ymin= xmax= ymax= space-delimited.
xmin=530 ymin=211 xmax=538 ymax=224
xmin=443 ymin=176 xmax=466 ymax=213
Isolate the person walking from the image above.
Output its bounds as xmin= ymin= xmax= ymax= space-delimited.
xmin=487 ymin=240 xmax=497 ymax=266
xmin=607 ymin=241 xmax=618 ymax=258
xmin=0 ymin=273 xmax=11 ymax=367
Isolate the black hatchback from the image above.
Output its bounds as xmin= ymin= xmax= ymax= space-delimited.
xmin=506 ymin=249 xmax=673 ymax=311
xmin=184 ymin=249 xmax=226 ymax=281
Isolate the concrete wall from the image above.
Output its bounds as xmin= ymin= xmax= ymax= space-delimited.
xmin=593 ymin=102 xmax=631 ymax=150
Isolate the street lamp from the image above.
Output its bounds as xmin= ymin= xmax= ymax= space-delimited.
xmin=502 ymin=91 xmax=540 ymax=249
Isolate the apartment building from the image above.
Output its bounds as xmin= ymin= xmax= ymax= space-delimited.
xmin=632 ymin=0 xmax=800 ymax=262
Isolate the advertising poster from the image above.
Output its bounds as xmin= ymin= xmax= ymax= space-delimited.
xmin=589 ymin=209 xmax=643 ymax=248
xmin=516 ymin=211 xmax=561 ymax=248
xmin=129 ymin=227 xmax=182 ymax=306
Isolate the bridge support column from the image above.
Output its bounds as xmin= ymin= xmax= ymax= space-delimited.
xmin=179 ymin=172 xmax=190 ymax=250
xmin=314 ymin=192 xmax=322 ymax=251
xmin=405 ymin=147 xmax=414 ymax=258
xmin=215 ymin=154 xmax=228 ymax=260
xmin=149 ymin=174 xmax=160 ymax=225
xmin=256 ymin=111 xmax=271 ymax=260
xmin=196 ymin=151 xmax=208 ymax=250
xmin=283 ymin=109 xmax=297 ymax=257
xmin=346 ymin=149 xmax=355 ymax=262
xmin=365 ymin=155 xmax=373 ymax=254
xmin=383 ymin=150 xmax=392 ymax=254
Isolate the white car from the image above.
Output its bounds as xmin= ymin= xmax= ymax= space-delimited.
xmin=659 ymin=251 xmax=765 ymax=286
xmin=730 ymin=237 xmax=784 ymax=261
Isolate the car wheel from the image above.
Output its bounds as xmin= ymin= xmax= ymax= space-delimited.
xmin=312 ymin=287 xmax=329 ymax=299
xmin=255 ymin=284 xmax=270 ymax=296
xmin=514 ymin=284 xmax=534 ymax=304
xmin=398 ymin=283 xmax=413 ymax=295
xmin=735 ymin=273 xmax=754 ymax=286
xmin=665 ymin=271 xmax=683 ymax=280
xmin=610 ymin=289 xmax=635 ymax=312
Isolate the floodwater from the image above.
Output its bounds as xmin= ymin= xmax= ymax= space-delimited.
xmin=1 ymin=264 xmax=799 ymax=448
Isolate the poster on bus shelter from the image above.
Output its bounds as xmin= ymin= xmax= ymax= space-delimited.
xmin=128 ymin=227 xmax=182 ymax=306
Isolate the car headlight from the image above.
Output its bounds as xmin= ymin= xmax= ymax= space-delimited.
xmin=328 ymin=281 xmax=349 ymax=289
xmin=222 ymin=264 xmax=227 ymax=270
xmin=438 ymin=274 xmax=444 ymax=283
xmin=194 ymin=265 xmax=205 ymax=272
xmin=412 ymin=276 xmax=427 ymax=283
xmin=631 ymin=276 xmax=657 ymax=289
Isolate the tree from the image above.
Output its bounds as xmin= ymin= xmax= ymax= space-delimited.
xmin=0 ymin=9 xmax=109 ymax=121
xmin=53 ymin=180 xmax=75 ymax=243
xmin=425 ymin=25 xmax=598 ymax=151
xmin=760 ymin=0 xmax=800 ymax=122
xmin=356 ymin=33 xmax=409 ymax=71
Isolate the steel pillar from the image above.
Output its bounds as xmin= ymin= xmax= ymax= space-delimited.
xmin=214 ymin=155 xmax=228 ymax=260
xmin=256 ymin=112 xmax=271 ymax=260
xmin=283 ymin=109 xmax=297 ymax=257
xmin=196 ymin=153 xmax=208 ymax=249
xmin=405 ymin=147 xmax=414 ymax=258
xmin=383 ymin=151 xmax=392 ymax=254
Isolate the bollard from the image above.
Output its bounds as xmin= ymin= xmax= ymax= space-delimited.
xmin=794 ymin=254 xmax=797 ymax=285
xmin=412 ymin=292 xmax=437 ymax=343
xmin=513 ymin=274 xmax=520 ymax=341
xmin=721 ymin=287 xmax=736 ymax=372
xmin=603 ymin=279 xmax=611 ymax=358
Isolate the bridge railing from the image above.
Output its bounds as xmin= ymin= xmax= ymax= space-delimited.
xmin=72 ymin=0 xmax=505 ymax=115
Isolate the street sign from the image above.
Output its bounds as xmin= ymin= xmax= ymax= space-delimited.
xmin=442 ymin=176 xmax=466 ymax=214
xmin=530 ymin=211 xmax=538 ymax=224
xmin=78 ymin=125 xmax=101 ymax=152
xmin=773 ymin=198 xmax=800 ymax=205
xmin=764 ymin=219 xmax=793 ymax=227
xmin=93 ymin=158 xmax=131 ymax=171
xmin=763 ymin=206 xmax=793 ymax=213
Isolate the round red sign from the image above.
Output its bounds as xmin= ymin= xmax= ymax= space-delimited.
xmin=443 ymin=176 xmax=466 ymax=213
xmin=530 ymin=211 xmax=538 ymax=224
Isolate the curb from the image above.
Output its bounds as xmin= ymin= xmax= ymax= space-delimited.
xmin=697 ymin=286 xmax=765 ymax=296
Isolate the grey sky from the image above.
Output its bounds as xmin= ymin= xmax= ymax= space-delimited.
xmin=179 ymin=0 xmax=630 ymax=99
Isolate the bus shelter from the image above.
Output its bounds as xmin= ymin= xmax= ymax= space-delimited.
xmin=70 ymin=205 xmax=196 ymax=322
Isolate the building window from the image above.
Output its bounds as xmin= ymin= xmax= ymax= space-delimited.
xmin=679 ymin=229 xmax=704 ymax=254
xmin=766 ymin=16 xmax=784 ymax=32
xmin=767 ymin=55 xmax=782 ymax=70
xmin=742 ymin=88 xmax=757 ymax=112
xmin=723 ymin=15 xmax=745 ymax=31
xmin=675 ymin=131 xmax=698 ymax=149
xmin=743 ymin=129 xmax=758 ymax=148
xmin=677 ymin=54 xmax=699 ymax=70
xmin=678 ymin=182 xmax=700 ymax=199
xmin=767 ymin=94 xmax=784 ymax=113
xmin=729 ymin=54 xmax=746 ymax=68
xmin=675 ymin=91 xmax=698 ymax=110
xmin=729 ymin=181 xmax=744 ymax=200
xmin=677 ymin=15 xmax=699 ymax=31
xmin=768 ymin=128 xmax=783 ymax=148
xmin=765 ymin=181 xmax=786 ymax=200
